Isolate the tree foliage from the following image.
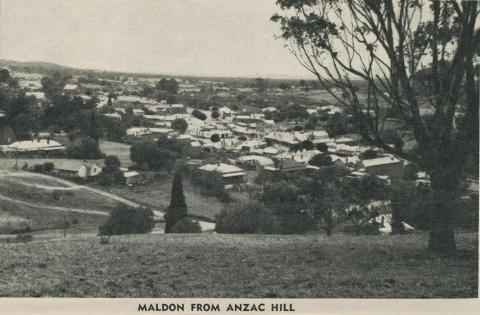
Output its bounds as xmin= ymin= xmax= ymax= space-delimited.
xmin=67 ymin=136 xmax=103 ymax=159
xmin=99 ymin=205 xmax=154 ymax=236
xmin=98 ymin=155 xmax=125 ymax=186
xmin=171 ymin=118 xmax=188 ymax=133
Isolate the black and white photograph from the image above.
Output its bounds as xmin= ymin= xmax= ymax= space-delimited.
xmin=0 ymin=0 xmax=478 ymax=306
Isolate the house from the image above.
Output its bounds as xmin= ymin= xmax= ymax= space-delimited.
xmin=236 ymin=155 xmax=274 ymax=170
xmin=218 ymin=106 xmax=234 ymax=117
xmin=64 ymin=84 xmax=78 ymax=91
xmin=149 ymin=128 xmax=171 ymax=136
xmin=179 ymin=83 xmax=201 ymax=93
xmin=261 ymin=146 xmax=280 ymax=157
xmin=264 ymin=158 xmax=311 ymax=174
xmin=264 ymin=132 xmax=300 ymax=149
xmin=168 ymin=104 xmax=186 ymax=114
xmin=103 ymin=113 xmax=122 ymax=120
xmin=306 ymin=107 xmax=318 ymax=115
xmin=53 ymin=160 xmax=104 ymax=179
xmin=231 ymin=126 xmax=261 ymax=139
xmin=308 ymin=130 xmax=330 ymax=143
xmin=123 ymin=170 xmax=144 ymax=186
xmin=335 ymin=144 xmax=360 ymax=156
xmin=262 ymin=106 xmax=277 ymax=113
xmin=25 ymin=91 xmax=46 ymax=100
xmin=1 ymin=139 xmax=66 ymax=153
xmin=198 ymin=163 xmax=246 ymax=188
xmin=126 ymin=127 xmax=151 ymax=137
xmin=132 ymin=109 xmax=145 ymax=116
xmin=360 ymin=156 xmax=404 ymax=178
xmin=234 ymin=139 xmax=267 ymax=152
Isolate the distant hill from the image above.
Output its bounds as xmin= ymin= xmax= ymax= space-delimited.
xmin=0 ymin=59 xmax=75 ymax=73
xmin=0 ymin=59 xmax=320 ymax=86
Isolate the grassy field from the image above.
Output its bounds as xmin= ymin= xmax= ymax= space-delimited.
xmin=109 ymin=176 xmax=226 ymax=220
xmin=0 ymin=232 xmax=476 ymax=298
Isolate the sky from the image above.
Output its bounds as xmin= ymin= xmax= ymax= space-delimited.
xmin=0 ymin=0 xmax=314 ymax=79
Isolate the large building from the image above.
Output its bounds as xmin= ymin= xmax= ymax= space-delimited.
xmin=198 ymin=163 xmax=246 ymax=188
xmin=360 ymin=156 xmax=404 ymax=179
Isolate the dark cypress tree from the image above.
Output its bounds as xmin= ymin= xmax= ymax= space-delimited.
xmin=86 ymin=111 xmax=101 ymax=141
xmin=164 ymin=172 xmax=188 ymax=233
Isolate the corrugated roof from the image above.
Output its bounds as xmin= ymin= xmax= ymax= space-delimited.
xmin=362 ymin=156 xmax=401 ymax=167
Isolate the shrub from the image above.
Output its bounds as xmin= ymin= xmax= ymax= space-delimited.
xmin=170 ymin=218 xmax=202 ymax=233
xmin=15 ymin=233 xmax=33 ymax=243
xmin=32 ymin=164 xmax=44 ymax=172
xmin=189 ymin=170 xmax=231 ymax=202
xmin=98 ymin=155 xmax=125 ymax=186
xmin=215 ymin=201 xmax=281 ymax=234
xmin=192 ymin=109 xmax=207 ymax=120
xmin=99 ymin=205 xmax=154 ymax=236
xmin=171 ymin=118 xmax=188 ymax=134
xmin=210 ymin=133 xmax=220 ymax=142
xmin=43 ymin=162 xmax=54 ymax=172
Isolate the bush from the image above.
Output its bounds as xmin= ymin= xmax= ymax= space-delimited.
xmin=170 ymin=218 xmax=202 ymax=233
xmin=192 ymin=109 xmax=207 ymax=120
xmin=32 ymin=164 xmax=44 ymax=172
xmin=99 ymin=205 xmax=154 ymax=236
xmin=215 ymin=201 xmax=281 ymax=234
xmin=15 ymin=233 xmax=33 ymax=243
xmin=98 ymin=155 xmax=125 ymax=186
xmin=189 ymin=170 xmax=231 ymax=202
xmin=130 ymin=140 xmax=178 ymax=170
xmin=67 ymin=136 xmax=103 ymax=159
xmin=171 ymin=118 xmax=188 ymax=133
xmin=210 ymin=133 xmax=220 ymax=142
xmin=43 ymin=162 xmax=54 ymax=172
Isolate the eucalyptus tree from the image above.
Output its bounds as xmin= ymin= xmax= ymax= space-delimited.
xmin=272 ymin=0 xmax=479 ymax=253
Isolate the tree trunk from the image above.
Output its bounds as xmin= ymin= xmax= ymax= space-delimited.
xmin=391 ymin=206 xmax=405 ymax=235
xmin=428 ymin=220 xmax=456 ymax=253
xmin=326 ymin=227 xmax=332 ymax=237
xmin=427 ymin=169 xmax=459 ymax=254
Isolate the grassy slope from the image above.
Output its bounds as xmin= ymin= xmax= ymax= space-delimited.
xmin=109 ymin=177 xmax=226 ymax=220
xmin=0 ymin=175 xmax=112 ymax=233
xmin=0 ymin=232 xmax=476 ymax=298
xmin=0 ymin=181 xmax=120 ymax=212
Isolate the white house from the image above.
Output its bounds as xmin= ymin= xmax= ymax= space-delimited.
xmin=1 ymin=139 xmax=65 ymax=153
xmin=54 ymin=160 xmax=104 ymax=179
xmin=198 ymin=163 xmax=246 ymax=188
